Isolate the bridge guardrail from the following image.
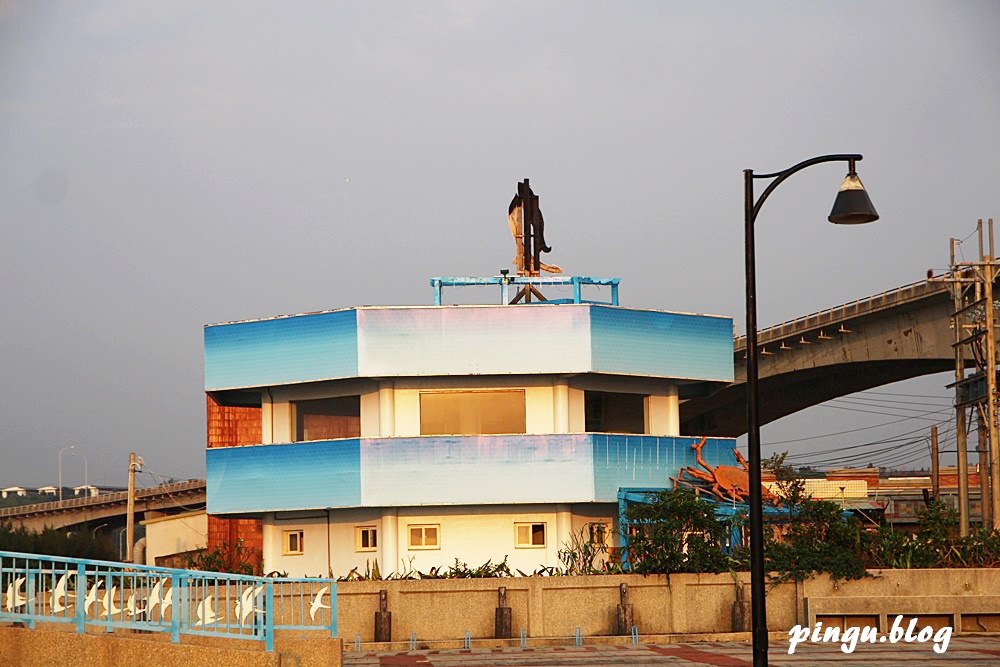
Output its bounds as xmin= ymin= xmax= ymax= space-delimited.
xmin=734 ymin=278 xmax=948 ymax=352
xmin=0 ymin=479 xmax=206 ymax=519
xmin=0 ymin=550 xmax=337 ymax=651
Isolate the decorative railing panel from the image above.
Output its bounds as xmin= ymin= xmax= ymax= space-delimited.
xmin=0 ymin=550 xmax=337 ymax=652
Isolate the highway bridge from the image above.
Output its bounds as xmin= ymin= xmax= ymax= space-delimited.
xmin=681 ymin=277 xmax=964 ymax=437
xmin=0 ymin=479 xmax=205 ymax=531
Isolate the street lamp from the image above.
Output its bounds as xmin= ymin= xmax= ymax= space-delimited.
xmin=57 ymin=445 xmax=76 ymax=502
xmin=744 ymin=154 xmax=878 ymax=666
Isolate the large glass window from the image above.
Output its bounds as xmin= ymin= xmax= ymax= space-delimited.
xmin=293 ymin=396 xmax=360 ymax=441
xmin=584 ymin=391 xmax=646 ymax=433
xmin=419 ymin=390 xmax=526 ymax=435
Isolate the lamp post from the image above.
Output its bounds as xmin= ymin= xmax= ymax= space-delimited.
xmin=57 ymin=445 xmax=76 ymax=502
xmin=744 ymin=154 xmax=878 ymax=666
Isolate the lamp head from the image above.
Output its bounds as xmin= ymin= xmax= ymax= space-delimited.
xmin=829 ymin=168 xmax=879 ymax=225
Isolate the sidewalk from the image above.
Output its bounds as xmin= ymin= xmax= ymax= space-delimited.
xmin=344 ymin=636 xmax=1000 ymax=666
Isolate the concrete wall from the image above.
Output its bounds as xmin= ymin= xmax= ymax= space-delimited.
xmin=335 ymin=568 xmax=1000 ymax=644
xmin=0 ymin=626 xmax=342 ymax=667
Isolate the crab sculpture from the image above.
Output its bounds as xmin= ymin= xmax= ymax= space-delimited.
xmin=678 ymin=436 xmax=778 ymax=504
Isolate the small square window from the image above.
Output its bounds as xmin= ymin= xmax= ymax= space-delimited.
xmin=515 ymin=522 xmax=546 ymax=548
xmin=356 ymin=526 xmax=378 ymax=552
xmin=283 ymin=530 xmax=304 ymax=555
xmin=408 ymin=524 xmax=439 ymax=550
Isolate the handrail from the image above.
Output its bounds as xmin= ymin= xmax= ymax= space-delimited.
xmin=0 ymin=549 xmax=338 ymax=651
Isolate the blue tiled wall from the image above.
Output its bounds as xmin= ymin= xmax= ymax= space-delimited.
xmin=589 ymin=307 xmax=733 ymax=382
xmin=207 ymin=434 xmax=739 ymax=514
xmin=204 ymin=309 xmax=358 ymax=391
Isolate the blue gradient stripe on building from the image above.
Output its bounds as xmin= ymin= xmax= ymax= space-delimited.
xmin=207 ymin=434 xmax=739 ymax=514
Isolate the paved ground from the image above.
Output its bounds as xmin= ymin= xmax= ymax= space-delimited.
xmin=344 ymin=636 xmax=1000 ymax=666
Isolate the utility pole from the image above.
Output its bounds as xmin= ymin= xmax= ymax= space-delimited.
xmin=931 ymin=426 xmax=939 ymax=501
xmin=951 ymin=236 xmax=970 ymax=535
xmin=980 ymin=410 xmax=992 ymax=527
xmin=126 ymin=452 xmax=142 ymax=563
xmin=982 ymin=219 xmax=1000 ymax=530
xmin=950 ymin=221 xmax=1000 ymax=529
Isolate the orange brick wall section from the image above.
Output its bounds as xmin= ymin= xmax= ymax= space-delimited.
xmin=206 ymin=394 xmax=263 ymax=449
xmin=206 ymin=394 xmax=263 ymax=571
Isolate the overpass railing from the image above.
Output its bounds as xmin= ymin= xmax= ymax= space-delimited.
xmin=0 ymin=550 xmax=337 ymax=651
xmin=0 ymin=479 xmax=206 ymax=520
xmin=734 ymin=278 xmax=947 ymax=351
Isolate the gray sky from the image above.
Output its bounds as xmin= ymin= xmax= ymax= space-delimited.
xmin=2 ymin=1 xmax=998 ymax=488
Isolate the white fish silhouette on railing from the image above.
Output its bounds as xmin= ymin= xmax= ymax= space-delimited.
xmin=193 ymin=595 xmax=217 ymax=626
xmin=83 ymin=580 xmax=102 ymax=615
xmin=309 ymin=585 xmax=331 ymax=622
xmin=145 ymin=578 xmax=172 ymax=619
xmin=4 ymin=576 xmax=31 ymax=612
xmin=101 ymin=585 xmax=122 ymax=618
xmin=235 ymin=584 xmax=264 ymax=626
xmin=51 ymin=573 xmax=73 ymax=613
xmin=125 ymin=591 xmax=146 ymax=618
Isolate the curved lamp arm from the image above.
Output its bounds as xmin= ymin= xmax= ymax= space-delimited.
xmin=748 ymin=154 xmax=863 ymax=223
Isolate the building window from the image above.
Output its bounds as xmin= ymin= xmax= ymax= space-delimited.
xmin=283 ymin=530 xmax=304 ymax=555
xmin=293 ymin=396 xmax=360 ymax=441
xmin=407 ymin=524 xmax=439 ymax=550
xmin=515 ymin=522 xmax=546 ymax=548
xmin=419 ymin=390 xmax=526 ymax=436
xmin=588 ymin=522 xmax=608 ymax=545
xmin=584 ymin=391 xmax=646 ymax=433
xmin=356 ymin=526 xmax=378 ymax=552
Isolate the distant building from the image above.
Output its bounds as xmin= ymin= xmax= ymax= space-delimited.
xmin=204 ymin=277 xmax=738 ymax=577
xmin=142 ymin=510 xmax=207 ymax=567
xmin=1 ymin=487 xmax=27 ymax=499
xmin=36 ymin=486 xmax=57 ymax=496
xmin=72 ymin=485 xmax=100 ymax=497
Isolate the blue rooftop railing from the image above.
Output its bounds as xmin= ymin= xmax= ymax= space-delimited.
xmin=429 ymin=275 xmax=620 ymax=306
xmin=0 ymin=550 xmax=337 ymax=652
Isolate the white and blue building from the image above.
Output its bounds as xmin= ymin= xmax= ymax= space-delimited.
xmin=205 ymin=277 xmax=737 ymax=577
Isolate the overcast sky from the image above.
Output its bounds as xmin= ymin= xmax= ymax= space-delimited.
xmin=2 ymin=2 xmax=998 ymax=488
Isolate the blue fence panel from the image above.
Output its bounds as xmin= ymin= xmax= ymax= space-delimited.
xmin=0 ymin=550 xmax=337 ymax=651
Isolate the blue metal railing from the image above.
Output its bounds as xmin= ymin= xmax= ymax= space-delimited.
xmin=0 ymin=550 xmax=337 ymax=652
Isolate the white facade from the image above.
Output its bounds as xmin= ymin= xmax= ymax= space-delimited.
xmin=261 ymin=503 xmax=617 ymax=578
xmin=251 ymin=374 xmax=674 ymax=576
xmin=260 ymin=374 xmax=680 ymax=444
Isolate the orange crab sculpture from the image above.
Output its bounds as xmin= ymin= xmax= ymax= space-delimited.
xmin=678 ymin=436 xmax=778 ymax=504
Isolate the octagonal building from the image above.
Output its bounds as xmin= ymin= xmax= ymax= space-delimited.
xmin=205 ymin=277 xmax=737 ymax=577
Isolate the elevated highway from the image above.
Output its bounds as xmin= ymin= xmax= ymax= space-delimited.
xmin=681 ymin=278 xmax=966 ymax=437
xmin=0 ymin=479 xmax=205 ymax=531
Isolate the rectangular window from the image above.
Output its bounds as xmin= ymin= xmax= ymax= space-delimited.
xmin=584 ymin=391 xmax=646 ymax=433
xmin=293 ymin=396 xmax=360 ymax=441
xmin=356 ymin=526 xmax=378 ymax=552
xmin=407 ymin=524 xmax=440 ymax=550
xmin=419 ymin=390 xmax=526 ymax=435
xmin=588 ymin=522 xmax=608 ymax=545
xmin=283 ymin=530 xmax=304 ymax=555
xmin=515 ymin=522 xmax=546 ymax=548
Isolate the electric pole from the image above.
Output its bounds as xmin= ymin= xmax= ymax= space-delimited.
xmin=126 ymin=452 xmax=142 ymax=563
